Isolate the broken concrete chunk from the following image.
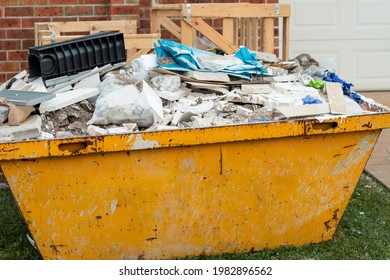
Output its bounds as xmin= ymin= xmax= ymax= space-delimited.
xmin=68 ymin=121 xmax=87 ymax=131
xmin=173 ymin=97 xmax=214 ymax=114
xmin=225 ymin=90 xmax=266 ymax=105
xmin=151 ymin=74 xmax=181 ymax=92
xmin=217 ymin=101 xmax=237 ymax=113
xmin=39 ymin=88 xmax=99 ymax=113
xmin=0 ymin=105 xmax=9 ymax=124
xmin=87 ymin=125 xmax=108 ymax=136
xmin=253 ymin=51 xmax=278 ymax=63
xmin=0 ymin=115 xmax=42 ymax=142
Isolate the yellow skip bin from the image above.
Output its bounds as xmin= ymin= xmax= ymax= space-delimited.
xmin=0 ymin=113 xmax=389 ymax=259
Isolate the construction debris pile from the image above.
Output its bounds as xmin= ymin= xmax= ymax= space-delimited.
xmin=0 ymin=38 xmax=388 ymax=142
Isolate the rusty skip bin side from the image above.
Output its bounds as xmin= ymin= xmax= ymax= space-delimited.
xmin=0 ymin=113 xmax=389 ymax=259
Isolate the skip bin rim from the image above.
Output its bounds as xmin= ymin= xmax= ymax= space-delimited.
xmin=0 ymin=113 xmax=389 ymax=161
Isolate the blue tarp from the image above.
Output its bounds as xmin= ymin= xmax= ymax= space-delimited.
xmin=154 ymin=40 xmax=267 ymax=80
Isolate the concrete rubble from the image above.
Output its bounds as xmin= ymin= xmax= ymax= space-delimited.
xmin=0 ymin=41 xmax=389 ymax=142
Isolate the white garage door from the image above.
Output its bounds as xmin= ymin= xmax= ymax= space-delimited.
xmin=280 ymin=0 xmax=390 ymax=91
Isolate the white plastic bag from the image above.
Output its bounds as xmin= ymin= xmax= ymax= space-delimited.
xmin=87 ymin=84 xmax=154 ymax=128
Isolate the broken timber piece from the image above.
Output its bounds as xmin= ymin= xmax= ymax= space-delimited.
xmin=325 ymin=82 xmax=347 ymax=115
xmin=276 ymin=103 xmax=331 ymax=118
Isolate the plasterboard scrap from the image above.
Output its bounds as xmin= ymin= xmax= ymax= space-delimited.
xmin=217 ymin=101 xmax=237 ymax=113
xmin=272 ymin=82 xmax=319 ymax=96
xmin=151 ymin=74 xmax=181 ymax=92
xmin=142 ymin=81 xmax=163 ymax=123
xmin=29 ymin=77 xmax=47 ymax=92
xmin=74 ymin=71 xmax=101 ymax=89
xmin=87 ymin=125 xmax=108 ymax=136
xmin=48 ymin=83 xmax=73 ymax=93
xmin=272 ymin=75 xmax=300 ymax=82
xmin=171 ymin=110 xmax=183 ymax=126
xmin=241 ymin=84 xmax=271 ymax=94
xmin=325 ymin=82 xmax=347 ymax=115
xmin=155 ymin=88 xmax=189 ymax=101
xmin=185 ymin=71 xmax=230 ymax=82
xmin=0 ymin=115 xmax=42 ymax=142
xmin=252 ymin=51 xmax=278 ymax=63
xmin=39 ymin=88 xmax=99 ymax=113
xmin=276 ymin=103 xmax=331 ymax=118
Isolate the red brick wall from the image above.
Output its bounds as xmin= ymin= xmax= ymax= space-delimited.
xmin=0 ymin=0 xmax=278 ymax=83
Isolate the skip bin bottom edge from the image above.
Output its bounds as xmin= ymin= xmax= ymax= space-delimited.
xmin=0 ymin=129 xmax=380 ymax=259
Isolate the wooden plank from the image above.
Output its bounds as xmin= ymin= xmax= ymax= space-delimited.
xmin=223 ymin=18 xmax=234 ymax=44
xmin=181 ymin=19 xmax=194 ymax=47
xmin=150 ymin=10 xmax=160 ymax=33
xmin=184 ymin=18 xmax=239 ymax=54
xmin=41 ymin=34 xmax=160 ymax=49
xmin=252 ymin=18 xmax=259 ymax=51
xmin=160 ymin=16 xmax=181 ymax=40
xmin=180 ymin=3 xmax=290 ymax=18
xmin=46 ymin=20 xmax=136 ymax=35
xmin=277 ymin=103 xmax=331 ymax=118
xmin=262 ymin=17 xmax=274 ymax=54
xmin=282 ymin=17 xmax=290 ymax=60
xmin=151 ymin=4 xmax=181 ymax=10
xmin=325 ymin=82 xmax=347 ymax=115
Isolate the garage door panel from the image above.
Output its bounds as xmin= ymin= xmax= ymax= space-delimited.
xmin=294 ymin=0 xmax=338 ymax=27
xmin=281 ymin=0 xmax=390 ymax=90
xmin=357 ymin=0 xmax=390 ymax=25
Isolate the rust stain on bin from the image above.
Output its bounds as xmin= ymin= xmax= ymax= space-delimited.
xmin=0 ymin=113 xmax=389 ymax=259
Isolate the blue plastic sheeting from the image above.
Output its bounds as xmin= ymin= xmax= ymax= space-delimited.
xmin=154 ymin=40 xmax=267 ymax=80
xmin=302 ymin=95 xmax=323 ymax=105
xmin=323 ymin=72 xmax=361 ymax=102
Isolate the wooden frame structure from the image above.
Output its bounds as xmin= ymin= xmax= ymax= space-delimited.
xmin=34 ymin=20 xmax=160 ymax=64
xmin=151 ymin=3 xmax=290 ymax=60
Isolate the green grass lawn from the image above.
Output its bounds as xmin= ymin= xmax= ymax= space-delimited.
xmin=0 ymin=173 xmax=389 ymax=260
